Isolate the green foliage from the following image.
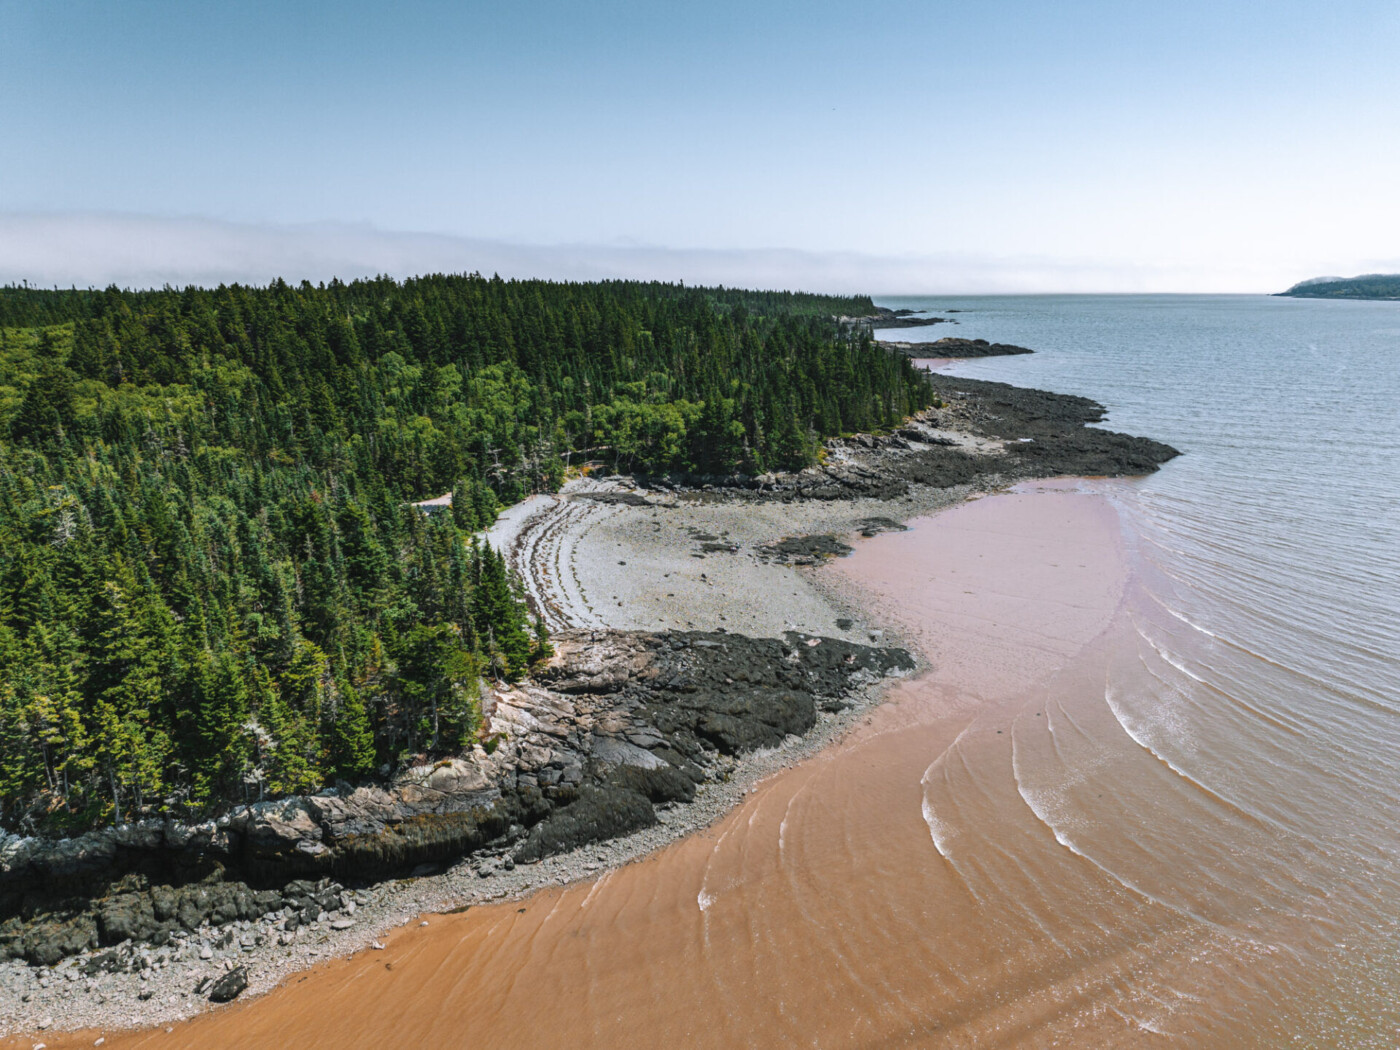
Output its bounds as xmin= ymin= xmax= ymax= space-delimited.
xmin=468 ymin=539 xmax=535 ymax=680
xmin=0 ymin=276 xmax=931 ymax=832
xmin=391 ymin=624 xmax=480 ymax=755
xmin=328 ymin=682 xmax=376 ymax=782
xmin=187 ymin=650 xmax=251 ymax=802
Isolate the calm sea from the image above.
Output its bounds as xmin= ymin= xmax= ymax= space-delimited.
xmin=880 ymin=294 xmax=1400 ymax=1045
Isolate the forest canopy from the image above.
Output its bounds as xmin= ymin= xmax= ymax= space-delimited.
xmin=0 ymin=275 xmax=930 ymax=835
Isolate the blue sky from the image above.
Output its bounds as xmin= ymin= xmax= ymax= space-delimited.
xmin=2 ymin=0 xmax=1398 ymax=291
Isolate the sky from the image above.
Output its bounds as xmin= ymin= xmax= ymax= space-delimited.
xmin=2 ymin=0 xmax=1398 ymax=293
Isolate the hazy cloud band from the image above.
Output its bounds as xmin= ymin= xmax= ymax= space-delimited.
xmin=0 ymin=213 xmax=1372 ymax=295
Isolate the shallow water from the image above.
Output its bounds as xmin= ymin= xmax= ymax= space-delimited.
xmin=888 ymin=294 xmax=1400 ymax=1045
xmin=52 ymin=295 xmax=1400 ymax=1048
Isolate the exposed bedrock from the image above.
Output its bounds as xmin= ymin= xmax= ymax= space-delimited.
xmin=633 ymin=373 xmax=1178 ymax=500
xmin=929 ymin=373 xmax=1180 ymax=477
xmin=0 ymin=629 xmax=912 ymax=965
xmin=757 ymin=534 xmax=855 ymax=565
xmin=879 ymin=337 xmax=1033 ymax=358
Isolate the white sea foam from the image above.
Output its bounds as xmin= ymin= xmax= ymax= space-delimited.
xmin=1009 ymin=725 xmax=1220 ymax=929
xmin=918 ymin=722 xmax=974 ymax=858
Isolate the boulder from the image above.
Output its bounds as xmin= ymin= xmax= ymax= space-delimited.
xmin=208 ymin=965 xmax=248 ymax=1003
xmin=24 ymin=915 xmax=96 ymax=966
xmin=515 ymin=784 xmax=656 ymax=862
xmin=98 ymin=893 xmax=157 ymax=945
xmin=242 ymin=797 xmax=324 ymax=858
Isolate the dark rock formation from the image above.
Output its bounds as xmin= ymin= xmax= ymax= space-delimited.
xmin=0 ymin=870 xmax=351 ymax=969
xmin=928 ymin=374 xmax=1180 ymax=477
xmin=208 ymin=965 xmax=249 ymax=1003
xmin=879 ymin=337 xmax=1034 ymax=358
xmin=0 ymin=629 xmax=912 ymax=965
xmin=514 ymin=629 xmax=912 ymax=858
xmin=756 ymin=535 xmax=855 ymax=564
xmin=840 ymin=308 xmax=957 ymax=330
xmin=856 ymin=517 xmax=908 ymax=537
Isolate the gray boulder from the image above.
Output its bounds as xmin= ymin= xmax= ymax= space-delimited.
xmin=24 ymin=915 xmax=96 ymax=966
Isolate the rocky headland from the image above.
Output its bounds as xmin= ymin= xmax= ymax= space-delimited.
xmin=623 ymin=370 xmax=1177 ymax=501
xmin=1277 ymin=273 xmax=1400 ymax=300
xmin=1 ymin=356 xmax=1179 ymax=1039
xmin=0 ymin=631 xmax=912 ymax=958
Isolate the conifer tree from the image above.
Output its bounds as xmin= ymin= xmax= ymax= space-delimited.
xmin=188 ymin=651 xmax=251 ymax=802
xmin=328 ymin=681 xmax=376 ymax=780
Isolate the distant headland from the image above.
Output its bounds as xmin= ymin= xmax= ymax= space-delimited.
xmin=1277 ymin=274 xmax=1400 ymax=300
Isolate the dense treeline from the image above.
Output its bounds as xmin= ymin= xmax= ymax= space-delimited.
xmin=0 ymin=275 xmax=930 ymax=834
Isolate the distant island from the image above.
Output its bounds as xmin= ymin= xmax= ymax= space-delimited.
xmin=1278 ymin=274 xmax=1400 ymax=300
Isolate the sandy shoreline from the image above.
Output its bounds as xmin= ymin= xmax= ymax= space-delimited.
xmin=18 ymin=481 xmax=1139 ymax=1049
xmin=486 ymin=477 xmax=983 ymax=640
xmin=1 ymin=477 xmax=986 ymax=1046
xmin=2 ymin=370 xmax=1179 ymax=1045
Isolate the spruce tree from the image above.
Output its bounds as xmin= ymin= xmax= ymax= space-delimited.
xmin=189 ymin=651 xmax=251 ymax=803
xmin=328 ymin=681 xmax=376 ymax=780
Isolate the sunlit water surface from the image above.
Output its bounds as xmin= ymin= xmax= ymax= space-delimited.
xmin=880 ymin=294 xmax=1400 ymax=1046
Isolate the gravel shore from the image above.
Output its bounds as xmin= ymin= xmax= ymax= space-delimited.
xmin=489 ymin=478 xmax=984 ymax=640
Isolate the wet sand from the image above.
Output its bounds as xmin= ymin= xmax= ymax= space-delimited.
xmin=32 ymin=483 xmax=1145 ymax=1050
xmin=912 ymin=356 xmax=960 ymax=370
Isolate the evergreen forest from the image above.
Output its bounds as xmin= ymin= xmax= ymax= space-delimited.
xmin=0 ymin=275 xmax=931 ymax=835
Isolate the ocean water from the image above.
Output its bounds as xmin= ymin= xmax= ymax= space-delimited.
xmin=880 ymin=294 xmax=1400 ymax=1045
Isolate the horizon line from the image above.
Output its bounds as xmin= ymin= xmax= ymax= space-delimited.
xmin=0 ymin=211 xmax=1378 ymax=298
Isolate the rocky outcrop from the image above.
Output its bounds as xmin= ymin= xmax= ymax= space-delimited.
xmin=856 ymin=517 xmax=908 ymax=537
xmin=0 ymin=629 xmax=912 ymax=966
xmin=927 ymin=373 xmax=1180 ymax=477
xmin=879 ymin=337 xmax=1033 ymax=358
xmin=839 ymin=308 xmax=956 ymax=330
xmin=756 ymin=535 xmax=855 ymax=565
xmin=635 ymin=371 xmax=1178 ymax=501
xmin=0 ymin=870 xmax=349 ymax=968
